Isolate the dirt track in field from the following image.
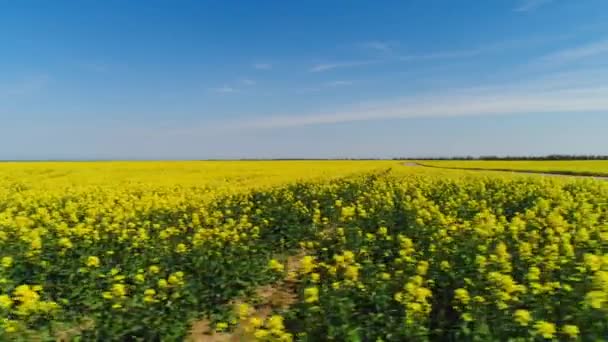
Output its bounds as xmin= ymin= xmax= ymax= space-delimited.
xmin=403 ymin=162 xmax=608 ymax=181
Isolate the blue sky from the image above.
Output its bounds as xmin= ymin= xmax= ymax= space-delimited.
xmin=2 ymin=0 xmax=608 ymax=159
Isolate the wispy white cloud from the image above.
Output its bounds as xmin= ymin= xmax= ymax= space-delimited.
xmin=515 ymin=0 xmax=553 ymax=12
xmin=0 ymin=75 xmax=49 ymax=98
xmin=325 ymin=80 xmax=353 ymax=87
xmin=309 ymin=60 xmax=380 ymax=72
xmin=358 ymin=41 xmax=397 ymax=53
xmin=311 ymin=46 xmax=483 ymax=72
xmin=212 ymin=79 xmax=255 ymax=93
xmin=538 ymin=39 xmax=608 ymax=65
xmin=399 ymin=48 xmax=483 ymax=61
xmin=212 ymin=86 xmax=236 ymax=93
xmin=295 ymin=81 xmax=355 ymax=93
xmin=294 ymin=87 xmax=322 ymax=94
xmin=398 ymin=36 xmax=556 ymax=61
xmin=309 ymin=47 xmax=482 ymax=72
xmin=240 ymin=78 xmax=256 ymax=86
xmin=238 ymin=68 xmax=608 ymax=128
xmin=81 ymin=62 xmax=110 ymax=73
xmin=253 ymin=63 xmax=272 ymax=70
xmin=311 ymin=34 xmax=571 ymax=72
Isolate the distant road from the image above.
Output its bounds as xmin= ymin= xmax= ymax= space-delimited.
xmin=404 ymin=162 xmax=608 ymax=181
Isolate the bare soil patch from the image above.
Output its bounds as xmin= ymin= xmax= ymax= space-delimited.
xmin=187 ymin=253 xmax=302 ymax=341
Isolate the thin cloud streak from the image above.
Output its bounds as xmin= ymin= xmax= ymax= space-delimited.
xmin=212 ymin=86 xmax=236 ymax=93
xmin=399 ymin=48 xmax=483 ymax=61
xmin=313 ymin=34 xmax=569 ymax=72
xmin=81 ymin=62 xmax=110 ymax=73
xmin=398 ymin=35 xmax=567 ymax=62
xmin=253 ymin=63 xmax=272 ymax=70
xmin=239 ymin=70 xmax=608 ymax=128
xmin=515 ymin=0 xmax=553 ymax=12
xmin=325 ymin=80 xmax=353 ymax=87
xmin=310 ymin=46 xmax=489 ymax=72
xmin=358 ymin=41 xmax=397 ymax=53
xmin=0 ymin=75 xmax=49 ymax=98
xmin=539 ymin=39 xmax=608 ymax=65
xmin=309 ymin=60 xmax=380 ymax=72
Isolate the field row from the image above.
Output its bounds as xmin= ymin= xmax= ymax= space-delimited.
xmin=418 ymin=160 xmax=608 ymax=177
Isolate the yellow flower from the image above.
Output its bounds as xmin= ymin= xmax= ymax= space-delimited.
xmin=13 ymin=284 xmax=40 ymax=303
xmin=267 ymin=315 xmax=285 ymax=331
xmin=175 ymin=243 xmax=187 ymax=253
xmin=143 ymin=296 xmax=156 ymax=303
xmin=415 ymin=287 xmax=432 ymax=301
xmin=416 ymin=261 xmax=429 ymax=276
xmin=86 ymin=256 xmax=100 ymax=268
xmin=534 ymin=320 xmax=556 ymax=339
xmin=168 ymin=275 xmax=180 ymax=285
xmin=343 ymin=251 xmax=355 ymax=263
xmin=268 ymin=258 xmax=284 ymax=272
xmin=585 ymin=290 xmax=605 ymax=309
xmin=300 ymin=256 xmax=316 ymax=274
xmin=279 ymin=332 xmax=293 ymax=342
xmin=237 ymin=303 xmax=252 ymax=319
xmin=254 ymin=328 xmax=270 ymax=339
xmin=304 ymin=286 xmax=319 ymax=303
xmin=215 ymin=322 xmax=228 ymax=332
xmin=562 ymin=324 xmax=579 ymax=339
xmin=1 ymin=319 xmax=18 ymax=333
xmin=113 ymin=274 xmax=126 ymax=282
xmin=344 ymin=265 xmax=359 ymax=281
xmin=513 ymin=309 xmax=531 ymax=326
xmin=167 ymin=271 xmax=185 ymax=286
xmin=584 ymin=253 xmax=602 ymax=272
xmin=0 ymin=294 xmax=12 ymax=309
xmin=248 ymin=316 xmax=264 ymax=329
xmin=134 ymin=274 xmax=145 ymax=283
xmin=454 ymin=288 xmax=470 ymax=305
xmin=440 ymin=261 xmax=450 ymax=271
xmin=1 ymin=256 xmax=14 ymax=268
xmin=58 ymin=237 xmax=73 ymax=249
xmin=143 ymin=287 xmax=158 ymax=303
xmin=527 ymin=266 xmax=541 ymax=281
xmin=111 ymin=283 xmax=127 ymax=298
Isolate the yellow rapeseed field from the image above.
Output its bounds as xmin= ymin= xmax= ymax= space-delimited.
xmin=0 ymin=161 xmax=607 ymax=340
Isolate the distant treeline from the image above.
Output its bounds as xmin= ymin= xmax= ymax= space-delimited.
xmin=392 ymin=155 xmax=608 ymax=161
